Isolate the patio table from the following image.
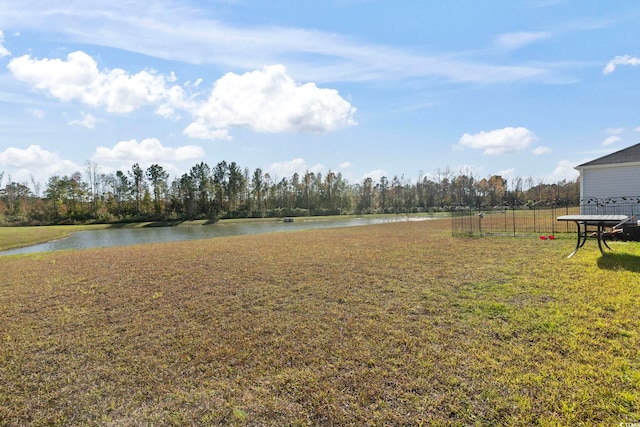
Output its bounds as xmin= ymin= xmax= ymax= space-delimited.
xmin=556 ymin=215 xmax=628 ymax=258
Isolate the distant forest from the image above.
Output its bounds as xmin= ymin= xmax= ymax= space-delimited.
xmin=0 ymin=161 xmax=580 ymax=225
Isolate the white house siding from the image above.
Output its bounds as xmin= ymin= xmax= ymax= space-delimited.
xmin=579 ymin=162 xmax=640 ymax=216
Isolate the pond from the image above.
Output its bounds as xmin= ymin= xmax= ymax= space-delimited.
xmin=1 ymin=216 xmax=434 ymax=256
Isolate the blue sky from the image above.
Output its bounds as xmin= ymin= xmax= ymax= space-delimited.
xmin=1 ymin=0 xmax=639 ymax=190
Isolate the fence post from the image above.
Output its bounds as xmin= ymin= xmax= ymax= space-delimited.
xmin=503 ymin=209 xmax=507 ymax=233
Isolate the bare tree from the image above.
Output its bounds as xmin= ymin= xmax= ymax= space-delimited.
xmin=84 ymin=161 xmax=100 ymax=214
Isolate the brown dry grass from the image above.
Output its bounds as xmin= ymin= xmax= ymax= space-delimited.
xmin=1 ymin=219 xmax=639 ymax=425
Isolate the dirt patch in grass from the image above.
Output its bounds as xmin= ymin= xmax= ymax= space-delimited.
xmin=1 ymin=219 xmax=639 ymax=425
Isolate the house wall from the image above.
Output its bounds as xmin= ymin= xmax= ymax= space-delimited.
xmin=579 ymin=163 xmax=640 ymax=216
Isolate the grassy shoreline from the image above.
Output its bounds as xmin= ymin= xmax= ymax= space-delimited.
xmin=1 ymin=220 xmax=638 ymax=424
xmin=0 ymin=224 xmax=110 ymax=252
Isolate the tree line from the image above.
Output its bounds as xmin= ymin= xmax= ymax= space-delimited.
xmin=0 ymin=163 xmax=580 ymax=225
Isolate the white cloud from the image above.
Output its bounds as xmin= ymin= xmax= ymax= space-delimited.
xmin=363 ymin=169 xmax=387 ymax=182
xmin=8 ymin=51 xmax=184 ymax=114
xmin=1 ymin=145 xmax=64 ymax=168
xmin=532 ymin=146 xmax=552 ymax=155
xmin=25 ymin=107 xmax=45 ymax=119
xmin=634 ymin=127 xmax=640 ymax=132
xmin=494 ymin=31 xmax=552 ymax=51
xmin=603 ymin=55 xmax=640 ymax=75
xmin=458 ymin=127 xmax=536 ymax=155
xmin=0 ymin=30 xmax=10 ymax=57
xmin=339 ymin=161 xmax=352 ymax=169
xmin=497 ymin=168 xmax=516 ymax=181
xmin=8 ymin=51 xmax=356 ymax=141
xmin=547 ymin=159 xmax=579 ymax=182
xmin=0 ymin=145 xmax=81 ymax=183
xmin=68 ymin=112 xmax=98 ymax=129
xmin=93 ymin=138 xmax=205 ymax=165
xmin=185 ymin=65 xmax=357 ymax=140
xmin=266 ymin=158 xmax=323 ymax=179
xmin=602 ymin=135 xmax=620 ymax=146
xmin=155 ymin=83 xmax=199 ymax=120
xmin=0 ymin=142 xmax=203 ymax=185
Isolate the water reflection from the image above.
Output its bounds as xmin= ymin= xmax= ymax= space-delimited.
xmin=1 ymin=216 xmax=433 ymax=256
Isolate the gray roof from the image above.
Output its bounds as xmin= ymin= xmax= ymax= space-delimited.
xmin=577 ymin=142 xmax=640 ymax=168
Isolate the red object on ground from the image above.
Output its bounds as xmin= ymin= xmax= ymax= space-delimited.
xmin=548 ymin=235 xmax=555 ymax=240
xmin=539 ymin=235 xmax=547 ymax=240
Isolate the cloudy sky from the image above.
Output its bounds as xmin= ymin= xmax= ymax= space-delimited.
xmin=1 ymin=0 xmax=639 ymax=189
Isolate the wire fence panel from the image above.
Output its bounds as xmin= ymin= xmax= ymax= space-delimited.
xmin=450 ymin=205 xmax=573 ymax=237
xmin=452 ymin=197 xmax=640 ymax=237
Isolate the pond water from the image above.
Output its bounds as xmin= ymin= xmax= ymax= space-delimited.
xmin=1 ymin=216 xmax=434 ymax=256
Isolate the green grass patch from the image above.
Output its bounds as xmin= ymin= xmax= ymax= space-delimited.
xmin=0 ymin=219 xmax=639 ymax=425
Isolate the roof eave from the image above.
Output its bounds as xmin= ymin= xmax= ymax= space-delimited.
xmin=576 ymin=160 xmax=640 ymax=171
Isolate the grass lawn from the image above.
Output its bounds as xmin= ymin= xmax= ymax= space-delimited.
xmin=0 ymin=219 xmax=639 ymax=425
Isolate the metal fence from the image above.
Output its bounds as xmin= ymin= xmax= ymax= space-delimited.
xmin=579 ymin=196 xmax=640 ymax=217
xmin=451 ymin=197 xmax=640 ymax=237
